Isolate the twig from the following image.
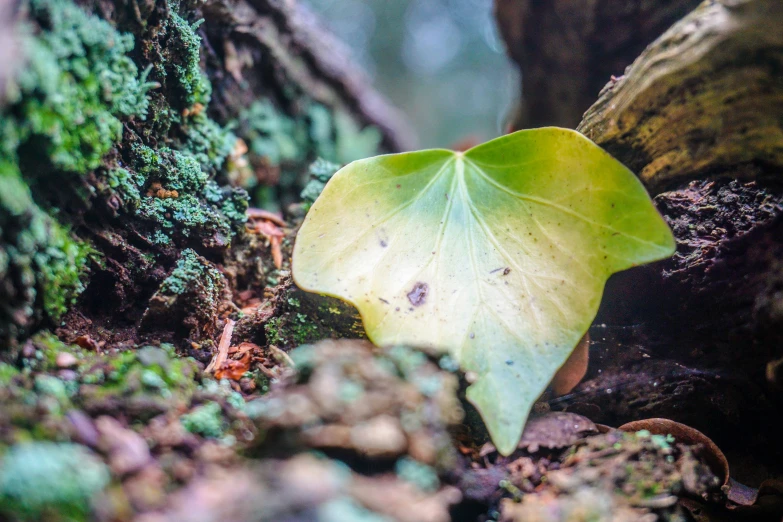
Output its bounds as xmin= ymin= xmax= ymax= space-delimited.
xmin=269 ymin=344 xmax=295 ymax=367
xmin=206 ymin=318 xmax=236 ymax=373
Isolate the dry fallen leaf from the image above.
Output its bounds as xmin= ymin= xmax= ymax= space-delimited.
xmin=551 ymin=332 xmax=590 ymax=396
xmin=215 ymin=350 xmax=253 ymax=381
xmin=247 ymin=208 xmax=287 ymax=268
xmin=619 ymin=418 xmax=729 ymax=486
xmin=74 ymin=334 xmax=103 ymax=352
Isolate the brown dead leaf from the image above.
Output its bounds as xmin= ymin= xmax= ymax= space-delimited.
xmin=551 ymin=332 xmax=589 ymax=396
xmin=480 ymin=412 xmax=598 ymax=456
xmin=247 ymin=208 xmax=286 ymax=226
xmin=215 ymin=350 xmax=253 ymax=381
xmin=619 ymin=418 xmax=729 ymax=486
xmin=247 ymin=211 xmax=287 ymax=268
xmin=74 ymin=334 xmax=103 ymax=352
xmin=234 ymin=342 xmax=259 ymax=356
xmin=270 ymin=235 xmax=283 ymax=269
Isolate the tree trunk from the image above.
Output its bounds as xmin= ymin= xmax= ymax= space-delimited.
xmin=495 ymin=0 xmax=702 ymax=129
xmin=540 ymin=0 xmax=783 ymax=485
xmin=0 ymin=0 xmax=408 ymax=352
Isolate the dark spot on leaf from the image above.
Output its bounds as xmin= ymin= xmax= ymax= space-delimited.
xmin=470 ymin=333 xmax=475 ymax=339
xmin=379 ymin=297 xmax=389 ymax=304
xmin=503 ymin=267 xmax=511 ymax=276
xmin=407 ymin=282 xmax=429 ymax=307
xmin=506 ymin=360 xmax=514 ymax=366
xmin=377 ymin=228 xmax=389 ymax=248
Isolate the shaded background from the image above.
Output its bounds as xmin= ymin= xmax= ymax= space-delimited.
xmin=304 ymin=0 xmax=519 ymax=149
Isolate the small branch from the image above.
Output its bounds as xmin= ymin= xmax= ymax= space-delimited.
xmin=206 ymin=318 xmax=236 ymax=373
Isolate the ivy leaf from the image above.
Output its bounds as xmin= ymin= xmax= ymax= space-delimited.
xmin=292 ymin=128 xmax=675 ymax=455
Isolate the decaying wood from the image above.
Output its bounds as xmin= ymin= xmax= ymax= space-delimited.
xmin=201 ymin=0 xmax=415 ymax=151
xmin=494 ymin=0 xmax=701 ymax=128
xmin=578 ymin=0 xmax=783 ymax=193
xmin=541 ymin=0 xmax=783 ymax=483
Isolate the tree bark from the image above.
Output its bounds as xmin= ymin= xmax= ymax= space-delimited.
xmin=545 ymin=0 xmax=783 ymax=484
xmin=0 ymin=0 xmax=408 ymax=351
xmin=495 ymin=0 xmax=702 ymax=129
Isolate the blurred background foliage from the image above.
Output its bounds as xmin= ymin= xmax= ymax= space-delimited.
xmin=304 ymin=0 xmax=519 ymax=150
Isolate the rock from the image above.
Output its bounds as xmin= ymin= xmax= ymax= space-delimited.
xmin=56 ymin=352 xmax=78 ymax=368
xmin=350 ymin=415 xmax=408 ymax=458
xmin=96 ymin=416 xmax=151 ymax=476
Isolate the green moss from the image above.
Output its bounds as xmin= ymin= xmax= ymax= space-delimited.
xmin=264 ymin=316 xmax=285 ymax=346
xmin=37 ymin=223 xmax=93 ymax=319
xmin=34 ymin=374 xmax=70 ymax=401
xmin=74 ymin=344 xmax=199 ymax=415
xmin=0 ymin=162 xmax=92 ymax=336
xmin=140 ymin=369 xmax=167 ymax=390
xmin=0 ymin=363 xmax=20 ymax=385
xmin=181 ymin=401 xmax=224 ymax=438
xmin=0 ymin=442 xmax=110 ymax=520
xmin=141 ymin=249 xmax=229 ymax=337
xmin=264 ymin=315 xmax=319 ymax=347
xmin=2 ymin=0 xmax=154 ymax=173
xmin=29 ymin=332 xmax=77 ymax=365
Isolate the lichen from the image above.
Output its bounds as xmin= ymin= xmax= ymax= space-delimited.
xmin=0 ymin=161 xmax=92 ymax=341
xmin=125 ymin=144 xmax=248 ymax=246
xmin=164 ymin=14 xmax=211 ymax=110
xmin=241 ymin=100 xmax=308 ymax=166
xmin=141 ymin=249 xmax=229 ymax=339
xmin=235 ymin=99 xmax=381 ymax=208
xmin=183 ymin=112 xmax=239 ymax=173
xmin=180 ymin=401 xmax=225 ymax=438
xmin=395 ymin=457 xmax=440 ymax=493
xmin=301 ymin=158 xmax=341 ymax=209
xmin=0 ymin=442 xmax=110 ymax=519
xmin=160 ymin=248 xmax=222 ymax=296
xmin=0 ymin=0 xmax=163 ymax=342
xmin=1 ymin=0 xmax=154 ymax=173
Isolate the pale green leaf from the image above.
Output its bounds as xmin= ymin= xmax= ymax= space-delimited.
xmin=292 ymin=128 xmax=675 ymax=455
